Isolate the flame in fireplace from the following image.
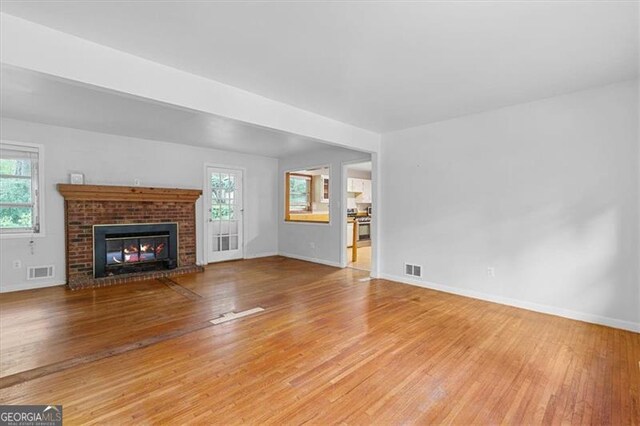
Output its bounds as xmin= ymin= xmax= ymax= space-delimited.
xmin=155 ymin=243 xmax=165 ymax=254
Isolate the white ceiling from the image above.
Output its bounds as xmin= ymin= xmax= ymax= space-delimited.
xmin=1 ymin=1 xmax=637 ymax=133
xmin=0 ymin=65 xmax=359 ymax=158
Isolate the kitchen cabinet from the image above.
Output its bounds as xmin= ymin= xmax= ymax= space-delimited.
xmin=321 ymin=175 xmax=329 ymax=203
xmin=347 ymin=178 xmax=355 ymax=192
xmin=347 ymin=178 xmax=365 ymax=193
xmin=356 ymin=179 xmax=372 ymax=203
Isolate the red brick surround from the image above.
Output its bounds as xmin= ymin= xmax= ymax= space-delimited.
xmin=59 ymin=185 xmax=203 ymax=290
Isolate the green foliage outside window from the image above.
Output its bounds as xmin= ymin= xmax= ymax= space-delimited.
xmin=211 ymin=173 xmax=236 ymax=220
xmin=289 ymin=175 xmax=310 ymax=212
xmin=0 ymin=159 xmax=34 ymax=229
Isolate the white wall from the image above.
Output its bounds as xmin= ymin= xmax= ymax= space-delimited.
xmin=279 ymin=147 xmax=370 ymax=266
xmin=380 ymin=80 xmax=640 ymax=331
xmin=347 ymin=169 xmax=371 ymax=180
xmin=0 ymin=118 xmax=279 ymax=292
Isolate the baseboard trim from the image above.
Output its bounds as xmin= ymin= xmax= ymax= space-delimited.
xmin=278 ymin=252 xmax=342 ymax=268
xmin=379 ymin=273 xmax=640 ymax=333
xmin=0 ymin=279 xmax=66 ymax=293
xmin=244 ymin=252 xmax=279 ymax=260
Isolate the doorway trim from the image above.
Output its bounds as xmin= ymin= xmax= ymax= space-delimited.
xmin=341 ymin=156 xmax=378 ymax=277
xmin=202 ymin=162 xmax=247 ymax=264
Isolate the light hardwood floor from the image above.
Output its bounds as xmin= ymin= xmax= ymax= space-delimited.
xmin=0 ymin=256 xmax=638 ymax=424
xmin=348 ymin=246 xmax=371 ymax=271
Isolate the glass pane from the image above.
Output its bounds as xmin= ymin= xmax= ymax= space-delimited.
xmin=220 ymin=174 xmax=228 ymax=199
xmin=221 ymin=236 xmax=230 ymax=251
xmin=139 ymin=238 xmax=156 ymax=261
xmin=123 ymin=239 xmax=139 ymax=263
xmin=290 ymin=193 xmax=307 ymax=203
xmin=229 ymin=221 xmax=238 ymax=234
xmin=0 ymin=159 xmax=31 ymax=176
xmin=290 ymin=176 xmax=309 ymax=193
xmin=230 ymin=236 xmax=238 ymax=250
xmin=0 ymin=206 xmax=33 ymax=229
xmin=211 ymin=173 xmax=222 ymax=188
xmin=226 ymin=175 xmax=235 ymax=193
xmin=213 ymin=189 xmax=225 ymax=204
xmin=155 ymin=237 xmax=168 ymax=259
xmin=0 ymin=177 xmax=32 ymax=203
xmin=212 ymin=205 xmax=232 ymax=220
xmin=212 ymin=236 xmax=220 ymax=252
xmin=106 ymin=240 xmax=123 ymax=265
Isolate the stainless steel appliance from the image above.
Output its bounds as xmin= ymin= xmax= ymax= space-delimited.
xmin=356 ymin=216 xmax=371 ymax=240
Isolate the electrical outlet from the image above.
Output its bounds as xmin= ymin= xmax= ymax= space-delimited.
xmin=133 ymin=179 xmax=141 ymax=186
xmin=309 ymin=242 xmax=316 ymax=249
xmin=487 ymin=267 xmax=495 ymax=278
xmin=12 ymin=260 xmax=22 ymax=269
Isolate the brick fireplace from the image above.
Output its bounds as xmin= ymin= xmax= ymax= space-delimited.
xmin=58 ymin=184 xmax=204 ymax=290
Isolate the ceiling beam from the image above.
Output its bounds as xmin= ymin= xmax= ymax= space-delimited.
xmin=0 ymin=13 xmax=380 ymax=153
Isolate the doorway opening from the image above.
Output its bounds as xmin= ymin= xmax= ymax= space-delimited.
xmin=344 ymin=161 xmax=372 ymax=272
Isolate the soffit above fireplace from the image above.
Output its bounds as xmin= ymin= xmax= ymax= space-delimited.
xmin=57 ymin=184 xmax=202 ymax=203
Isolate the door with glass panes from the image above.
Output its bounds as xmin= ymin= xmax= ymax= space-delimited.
xmin=207 ymin=167 xmax=243 ymax=262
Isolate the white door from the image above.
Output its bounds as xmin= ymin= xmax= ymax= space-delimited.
xmin=207 ymin=167 xmax=243 ymax=263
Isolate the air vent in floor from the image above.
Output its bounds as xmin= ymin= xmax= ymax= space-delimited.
xmin=27 ymin=265 xmax=54 ymax=280
xmin=404 ymin=263 xmax=422 ymax=278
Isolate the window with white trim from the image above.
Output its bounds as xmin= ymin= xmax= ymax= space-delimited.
xmin=0 ymin=142 xmax=42 ymax=235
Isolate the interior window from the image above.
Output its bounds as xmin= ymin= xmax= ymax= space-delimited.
xmin=285 ymin=166 xmax=330 ymax=223
xmin=0 ymin=142 xmax=42 ymax=235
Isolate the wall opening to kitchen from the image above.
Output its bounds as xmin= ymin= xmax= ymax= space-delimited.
xmin=285 ymin=165 xmax=330 ymax=223
xmin=345 ymin=161 xmax=372 ymax=271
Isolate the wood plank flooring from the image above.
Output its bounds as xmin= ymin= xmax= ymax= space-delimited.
xmin=0 ymin=256 xmax=638 ymax=424
xmin=348 ymin=246 xmax=371 ymax=271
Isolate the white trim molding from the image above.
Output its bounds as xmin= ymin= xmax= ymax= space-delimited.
xmin=278 ymin=252 xmax=342 ymax=268
xmin=379 ymin=273 xmax=640 ymax=333
xmin=244 ymin=252 xmax=279 ymax=260
xmin=0 ymin=279 xmax=65 ymax=293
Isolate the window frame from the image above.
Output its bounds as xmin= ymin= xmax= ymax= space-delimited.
xmin=0 ymin=140 xmax=45 ymax=239
xmin=287 ymin=172 xmax=312 ymax=214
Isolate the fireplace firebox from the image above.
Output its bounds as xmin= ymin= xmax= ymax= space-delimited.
xmin=93 ymin=223 xmax=178 ymax=278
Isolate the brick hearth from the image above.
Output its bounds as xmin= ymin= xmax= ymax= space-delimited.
xmin=58 ymin=185 xmax=203 ymax=290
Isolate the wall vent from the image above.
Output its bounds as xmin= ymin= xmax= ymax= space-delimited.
xmin=27 ymin=265 xmax=54 ymax=280
xmin=404 ymin=263 xmax=422 ymax=278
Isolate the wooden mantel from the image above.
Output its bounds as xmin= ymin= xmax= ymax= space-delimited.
xmin=57 ymin=184 xmax=202 ymax=203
